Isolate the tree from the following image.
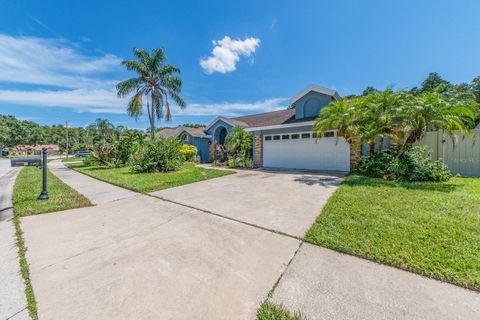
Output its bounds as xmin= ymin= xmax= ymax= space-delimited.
xmin=399 ymin=91 xmax=477 ymax=149
xmin=420 ymin=72 xmax=450 ymax=93
xmin=87 ymin=119 xmax=114 ymax=143
xmin=357 ymin=88 xmax=406 ymax=155
xmin=471 ymin=76 xmax=480 ymax=104
xmin=313 ymin=99 xmax=360 ymax=145
xmin=116 ymin=48 xmax=186 ymax=139
xmin=224 ymin=127 xmax=253 ymax=160
xmin=361 ymin=86 xmax=379 ymax=96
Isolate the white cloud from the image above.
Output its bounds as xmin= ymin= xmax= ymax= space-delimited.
xmin=0 ymin=87 xmax=288 ymax=117
xmin=177 ymin=97 xmax=288 ymax=117
xmin=0 ymin=89 xmax=126 ymax=114
xmin=200 ymin=36 xmax=260 ymax=74
xmin=0 ymin=34 xmax=121 ymax=89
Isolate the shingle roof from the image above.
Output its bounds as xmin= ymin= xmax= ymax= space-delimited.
xmin=180 ymin=126 xmax=209 ymax=137
xmin=157 ymin=128 xmax=179 ymax=138
xmin=158 ymin=126 xmax=209 ymax=138
xmin=230 ymin=109 xmax=296 ymax=128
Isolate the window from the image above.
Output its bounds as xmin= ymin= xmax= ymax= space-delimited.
xmin=324 ymin=131 xmax=335 ymax=138
xmin=282 ymin=135 xmax=290 ymax=140
xmin=312 ymin=132 xmax=321 ymax=138
xmin=265 ymin=136 xmax=272 ymax=141
xmin=273 ymin=135 xmax=281 ymax=140
xmin=301 ymin=133 xmax=311 ymax=139
xmin=291 ymin=134 xmax=299 ymax=139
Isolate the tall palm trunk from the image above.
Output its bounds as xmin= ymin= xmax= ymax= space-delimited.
xmin=147 ymin=93 xmax=156 ymax=140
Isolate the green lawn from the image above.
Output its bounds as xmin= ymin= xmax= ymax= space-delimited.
xmin=66 ymin=162 xmax=234 ymax=193
xmin=257 ymin=301 xmax=306 ymax=320
xmin=12 ymin=166 xmax=92 ymax=318
xmin=13 ymin=166 xmax=92 ymax=216
xmin=306 ymin=175 xmax=480 ymax=290
xmin=62 ymin=156 xmax=88 ymax=163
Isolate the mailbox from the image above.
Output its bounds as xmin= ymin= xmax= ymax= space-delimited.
xmin=11 ymin=157 xmax=41 ymax=167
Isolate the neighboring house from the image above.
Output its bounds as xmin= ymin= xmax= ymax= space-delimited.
xmin=14 ymin=144 xmax=61 ymax=155
xmin=158 ymin=126 xmax=211 ymax=162
xmin=163 ymin=85 xmax=356 ymax=172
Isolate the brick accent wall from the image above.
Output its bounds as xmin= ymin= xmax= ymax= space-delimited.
xmin=254 ymin=134 xmax=262 ymax=167
xmin=349 ymin=137 xmax=361 ymax=171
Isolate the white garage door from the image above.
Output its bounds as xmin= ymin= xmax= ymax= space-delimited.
xmin=263 ymin=131 xmax=350 ymax=172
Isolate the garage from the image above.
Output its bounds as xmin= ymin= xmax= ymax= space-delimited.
xmin=263 ymin=131 xmax=350 ymax=172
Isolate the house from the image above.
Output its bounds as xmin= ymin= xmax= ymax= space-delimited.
xmin=14 ymin=144 xmax=61 ymax=155
xmin=158 ymin=126 xmax=211 ymax=162
xmin=164 ymin=85 xmax=356 ymax=172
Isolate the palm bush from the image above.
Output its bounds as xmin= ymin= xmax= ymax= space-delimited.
xmin=131 ymin=137 xmax=183 ymax=173
xmin=224 ymin=128 xmax=254 ymax=168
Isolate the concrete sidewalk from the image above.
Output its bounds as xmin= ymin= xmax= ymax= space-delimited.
xmin=271 ymin=244 xmax=480 ymax=320
xmin=0 ymin=162 xmax=29 ymax=320
xmin=48 ymin=160 xmax=138 ymax=205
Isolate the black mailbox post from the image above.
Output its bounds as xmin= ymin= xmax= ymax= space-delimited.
xmin=10 ymin=151 xmax=48 ymax=200
xmin=10 ymin=157 xmax=41 ymax=167
xmin=38 ymin=148 xmax=49 ymax=200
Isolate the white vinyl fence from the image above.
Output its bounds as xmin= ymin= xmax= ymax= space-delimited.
xmin=416 ymin=129 xmax=480 ymax=177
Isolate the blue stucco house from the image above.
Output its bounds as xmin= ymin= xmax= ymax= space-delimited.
xmin=161 ymin=85 xmax=354 ymax=172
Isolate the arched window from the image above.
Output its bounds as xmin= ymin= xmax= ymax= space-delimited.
xmin=179 ymin=132 xmax=190 ymax=144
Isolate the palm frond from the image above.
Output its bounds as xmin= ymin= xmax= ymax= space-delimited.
xmin=116 ymin=78 xmax=141 ymax=98
xmin=133 ymin=48 xmax=151 ymax=65
xmin=121 ymin=60 xmax=148 ymax=77
xmin=127 ymin=94 xmax=143 ymax=120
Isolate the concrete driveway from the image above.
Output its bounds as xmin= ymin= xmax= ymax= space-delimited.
xmin=22 ymin=195 xmax=300 ymax=320
xmin=151 ymin=169 xmax=343 ymax=237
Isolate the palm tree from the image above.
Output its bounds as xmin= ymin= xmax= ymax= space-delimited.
xmin=87 ymin=118 xmax=114 ymax=142
xmin=313 ymin=99 xmax=360 ymax=145
xmin=357 ymin=88 xmax=406 ymax=155
xmin=400 ymin=91 xmax=477 ymax=149
xmin=225 ymin=127 xmax=253 ymax=159
xmin=116 ymin=48 xmax=186 ymax=139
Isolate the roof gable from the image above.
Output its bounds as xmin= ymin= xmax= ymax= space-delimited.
xmin=205 ymin=116 xmax=249 ymax=131
xmin=290 ymin=85 xmax=341 ymax=104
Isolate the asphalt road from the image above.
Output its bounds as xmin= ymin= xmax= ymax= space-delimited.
xmin=0 ymin=160 xmax=29 ymax=319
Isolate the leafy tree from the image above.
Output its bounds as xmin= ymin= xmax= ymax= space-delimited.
xmin=116 ymin=48 xmax=186 ymax=139
xmin=361 ymin=86 xmax=379 ymax=96
xmin=420 ymin=72 xmax=451 ymax=93
xmin=471 ymin=76 xmax=480 ymax=104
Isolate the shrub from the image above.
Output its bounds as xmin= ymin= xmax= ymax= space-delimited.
xmin=224 ymin=128 xmax=254 ymax=168
xmin=355 ymin=149 xmax=397 ymax=179
xmin=227 ymin=156 xmax=254 ymax=169
xmin=87 ymin=130 xmax=143 ymax=167
xmin=89 ymin=141 xmax=115 ymax=166
xmin=112 ymin=130 xmax=143 ymax=166
xmin=356 ymin=146 xmax=451 ymax=182
xmin=180 ymin=144 xmax=198 ymax=162
xmin=391 ymin=147 xmax=452 ymax=182
xmin=131 ymin=137 xmax=183 ymax=173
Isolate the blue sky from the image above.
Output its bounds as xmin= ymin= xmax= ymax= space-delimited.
xmin=1 ymin=0 xmax=479 ymax=129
